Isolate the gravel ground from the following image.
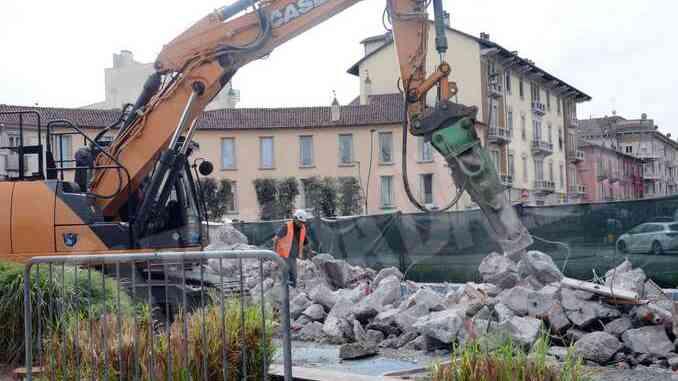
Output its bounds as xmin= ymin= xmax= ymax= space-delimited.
xmin=275 ymin=340 xmax=678 ymax=381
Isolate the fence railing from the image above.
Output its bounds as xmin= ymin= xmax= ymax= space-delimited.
xmin=23 ymin=250 xmax=292 ymax=381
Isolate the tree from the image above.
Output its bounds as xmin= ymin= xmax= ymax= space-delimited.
xmin=303 ymin=176 xmax=337 ymax=217
xmin=253 ymin=178 xmax=278 ymax=220
xmin=217 ymin=179 xmax=235 ymax=216
xmin=276 ymin=177 xmax=299 ymax=219
xmin=338 ymin=176 xmax=363 ymax=216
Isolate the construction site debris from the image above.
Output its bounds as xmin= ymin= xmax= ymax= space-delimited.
xmin=206 ymin=227 xmax=678 ymax=369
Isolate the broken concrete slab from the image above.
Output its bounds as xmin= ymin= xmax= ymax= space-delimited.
xmin=498 ymin=286 xmax=531 ymax=316
xmin=338 ymin=342 xmax=378 ymax=360
xmin=561 ymin=287 xmax=620 ymax=327
xmin=518 ymin=251 xmax=564 ymax=285
xmin=604 ymin=317 xmax=633 ymax=338
xmin=545 ymin=303 xmax=570 ymax=333
xmin=290 ymin=293 xmax=313 ymax=320
xmin=574 ymin=331 xmax=623 ymax=364
xmin=302 ymin=303 xmax=327 ymax=322
xmin=413 ymin=308 xmax=465 ymax=344
xmin=308 ymin=283 xmax=337 ymax=310
xmin=478 ymin=252 xmax=519 ymax=289
xmin=497 ymin=316 xmax=541 ymax=348
xmin=365 ymin=329 xmax=384 ymax=345
xmin=605 ymin=267 xmax=647 ymax=296
xmin=622 ymin=326 xmax=674 ymax=356
xmin=312 ymin=254 xmax=352 ymax=290
xmin=295 ymin=321 xmax=325 ymax=342
xmin=527 ymin=285 xmax=558 ymax=318
xmin=364 ymin=275 xmax=401 ymax=308
xmin=403 ymin=287 xmax=446 ymax=312
xmin=373 ymin=267 xmax=403 ymax=289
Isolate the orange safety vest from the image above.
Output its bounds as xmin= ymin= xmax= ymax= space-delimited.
xmin=274 ymin=221 xmax=306 ymax=258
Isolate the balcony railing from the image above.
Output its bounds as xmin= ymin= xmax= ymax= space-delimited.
xmin=636 ymin=152 xmax=661 ymax=160
xmin=501 ymin=175 xmax=513 ymax=188
xmin=488 ymin=127 xmax=511 ymax=144
xmin=532 ymin=101 xmax=546 ymax=116
xmin=568 ymin=185 xmax=586 ymax=197
xmin=534 ymin=180 xmax=555 ymax=193
xmin=531 ymin=140 xmax=553 ymax=156
xmin=488 ymin=82 xmax=503 ymax=98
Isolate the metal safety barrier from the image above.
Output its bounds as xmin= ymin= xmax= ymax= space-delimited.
xmin=23 ymin=250 xmax=292 ymax=381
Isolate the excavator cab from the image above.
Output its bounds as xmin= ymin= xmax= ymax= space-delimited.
xmin=0 ymin=111 xmax=209 ymax=261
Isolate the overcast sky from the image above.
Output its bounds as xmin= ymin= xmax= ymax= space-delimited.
xmin=0 ymin=1 xmax=676 ymax=135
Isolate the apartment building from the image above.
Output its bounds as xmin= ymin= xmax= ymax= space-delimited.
xmin=0 ymin=97 xmax=465 ymax=221
xmin=348 ymin=26 xmax=591 ymax=206
xmin=578 ymin=114 xmax=678 ymax=198
xmin=575 ymin=142 xmax=643 ymax=202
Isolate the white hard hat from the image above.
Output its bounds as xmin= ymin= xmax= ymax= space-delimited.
xmin=293 ymin=209 xmax=308 ymax=222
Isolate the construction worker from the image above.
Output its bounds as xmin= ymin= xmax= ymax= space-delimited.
xmin=273 ymin=209 xmax=316 ymax=288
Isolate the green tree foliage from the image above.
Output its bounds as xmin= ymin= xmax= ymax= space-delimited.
xmin=276 ymin=177 xmax=299 ymax=219
xmin=304 ymin=177 xmax=337 ymax=217
xmin=253 ymin=178 xmax=278 ymax=220
xmin=199 ymin=178 xmax=235 ymax=221
xmin=338 ymin=176 xmax=363 ymax=216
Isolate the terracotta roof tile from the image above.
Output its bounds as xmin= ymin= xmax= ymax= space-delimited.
xmin=0 ymin=94 xmax=405 ymax=131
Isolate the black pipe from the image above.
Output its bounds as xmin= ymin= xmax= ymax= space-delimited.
xmin=432 ymin=0 xmax=448 ymax=54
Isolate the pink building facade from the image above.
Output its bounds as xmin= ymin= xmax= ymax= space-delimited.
xmin=576 ymin=143 xmax=643 ymax=202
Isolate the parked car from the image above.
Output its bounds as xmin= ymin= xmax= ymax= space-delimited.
xmin=616 ymin=222 xmax=678 ymax=255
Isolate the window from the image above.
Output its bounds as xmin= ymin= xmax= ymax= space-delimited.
xmin=507 ymin=110 xmax=514 ymax=134
xmin=519 ymin=77 xmax=524 ymax=98
xmin=508 ymin=152 xmax=515 ymax=177
xmin=51 ymin=135 xmax=73 ymax=167
xmin=557 ymin=128 xmax=562 ymax=151
xmin=533 ymin=120 xmax=542 ymax=141
xmin=521 ymin=115 xmax=526 ymax=140
xmin=534 ymin=159 xmax=544 ymax=181
xmin=490 ymin=150 xmax=500 ymax=171
xmin=259 ymin=137 xmax=274 ymax=169
xmin=418 ymin=136 xmax=433 ymax=162
xmin=505 ymin=71 xmax=512 ymax=95
xmin=301 ymin=179 xmax=313 ymax=209
xmin=546 ymin=91 xmax=551 ymax=111
xmin=559 ymin=163 xmax=564 ymax=188
xmin=379 ymin=131 xmax=393 ymax=163
xmin=221 ymin=138 xmax=236 ymax=169
xmin=338 ymin=134 xmax=354 ymax=165
xmin=557 ymin=97 xmax=561 ymax=115
xmin=547 ymin=124 xmax=552 ymax=144
xmin=522 ymin=155 xmax=528 ymax=183
xmin=625 ymin=145 xmax=633 ymax=154
xmin=548 ymin=161 xmax=554 ymax=182
xmin=299 ymin=135 xmax=314 ymax=167
xmin=380 ymin=176 xmax=394 ymax=208
xmin=489 ymin=99 xmax=498 ymax=128
xmin=225 ymin=181 xmax=238 ymax=213
xmin=530 ymin=83 xmax=540 ymax=102
xmin=420 ymin=173 xmax=433 ymax=205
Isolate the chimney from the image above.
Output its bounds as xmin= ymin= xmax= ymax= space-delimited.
xmin=331 ymin=91 xmax=341 ymax=122
xmin=360 ymin=70 xmax=372 ymax=105
xmin=641 ymin=113 xmax=647 ymax=120
xmin=480 ymin=32 xmax=490 ymax=40
xmin=443 ymin=11 xmax=450 ymax=27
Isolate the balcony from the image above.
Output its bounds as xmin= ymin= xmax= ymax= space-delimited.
xmin=568 ymin=150 xmax=584 ymax=163
xmin=534 ymin=180 xmax=555 ymax=194
xmin=531 ymin=140 xmax=553 ymax=156
xmin=488 ymin=81 xmax=503 ymax=98
xmin=567 ymin=184 xmax=586 ymax=197
xmin=501 ymin=175 xmax=513 ymax=188
xmin=609 ymin=170 xmax=621 ymax=183
xmin=488 ymin=127 xmax=511 ymax=144
xmin=532 ymin=101 xmax=546 ymax=116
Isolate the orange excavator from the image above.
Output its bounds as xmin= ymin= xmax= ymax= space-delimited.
xmin=0 ymin=0 xmax=531 ymax=262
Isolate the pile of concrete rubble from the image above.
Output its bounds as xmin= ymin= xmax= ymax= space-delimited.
xmin=207 ymin=224 xmax=678 ymax=368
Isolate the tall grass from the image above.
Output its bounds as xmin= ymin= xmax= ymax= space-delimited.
xmin=0 ymin=261 xmax=131 ymax=364
xmin=432 ymin=330 xmax=588 ymax=381
xmin=40 ymin=300 xmax=275 ymax=381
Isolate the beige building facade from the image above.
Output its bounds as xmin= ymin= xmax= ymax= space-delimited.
xmin=348 ymin=27 xmax=591 ymax=206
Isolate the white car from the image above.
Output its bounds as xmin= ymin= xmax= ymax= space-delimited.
xmin=616 ymin=222 xmax=678 ymax=255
